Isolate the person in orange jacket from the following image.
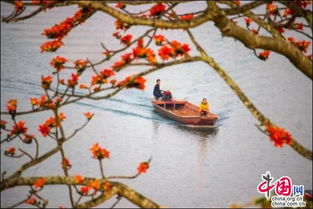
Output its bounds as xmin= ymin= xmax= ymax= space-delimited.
xmin=199 ymin=98 xmax=209 ymax=116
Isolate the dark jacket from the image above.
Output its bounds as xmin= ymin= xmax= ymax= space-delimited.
xmin=153 ymin=84 xmax=163 ymax=99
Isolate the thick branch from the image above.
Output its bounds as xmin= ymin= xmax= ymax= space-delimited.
xmin=1 ymin=176 xmax=160 ymax=208
xmin=212 ymin=10 xmax=312 ymax=79
xmin=73 ymin=1 xmax=214 ymax=29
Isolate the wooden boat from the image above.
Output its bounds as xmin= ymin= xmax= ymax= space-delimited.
xmin=152 ymin=99 xmax=218 ymax=127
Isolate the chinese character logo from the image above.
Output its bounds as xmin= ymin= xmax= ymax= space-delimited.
xmin=257 ymin=171 xmax=292 ymax=199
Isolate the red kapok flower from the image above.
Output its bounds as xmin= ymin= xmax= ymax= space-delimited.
xmin=158 ymin=45 xmax=172 ymax=60
xmin=12 ymin=121 xmax=28 ymax=135
xmin=100 ymin=69 xmax=115 ymax=78
xmin=283 ymin=8 xmax=293 ymax=17
xmin=38 ymin=124 xmax=51 ymax=137
xmin=34 ymin=178 xmax=45 ymax=189
xmin=295 ymin=23 xmax=304 ymax=31
xmin=115 ymin=2 xmax=126 ymax=9
xmin=121 ymin=53 xmax=133 ymax=63
xmin=15 ymin=0 xmax=23 ymax=11
xmin=6 ymin=99 xmax=17 ymax=112
xmin=91 ymin=74 xmax=107 ymax=85
xmin=88 ymin=179 xmax=100 ymax=190
xmin=258 ymin=50 xmax=271 ymax=60
xmin=288 ymin=37 xmax=296 ymax=44
xmin=74 ymin=175 xmax=84 ymax=184
xmin=137 ymin=162 xmax=149 ymax=174
xmin=244 ymin=17 xmax=253 ymax=26
xmin=5 ymin=147 xmax=16 ymax=156
xmin=114 ymin=20 xmax=129 ymax=31
xmin=79 ymin=84 xmax=88 ymax=89
xmin=23 ymin=134 xmax=35 ymax=144
xmin=89 ymin=143 xmax=110 ymax=159
xmin=112 ymin=60 xmax=125 ymax=71
xmin=110 ymin=79 xmax=117 ymax=86
xmin=50 ymin=56 xmax=68 ymax=71
xmin=61 ymin=157 xmax=71 ymax=169
xmin=149 ymin=3 xmax=166 ymax=16
xmin=116 ymin=76 xmax=146 ymax=90
xmin=266 ymin=125 xmax=293 ymax=147
xmin=153 ymin=34 xmax=166 ymax=46
xmin=0 ymin=120 xmax=7 ymax=129
xmin=296 ymin=40 xmax=311 ymax=53
xmin=180 ymin=14 xmax=194 ymax=21
xmin=120 ymin=34 xmax=132 ymax=45
xmin=74 ymin=59 xmax=88 ymax=70
xmin=79 ymin=186 xmax=89 ymax=195
xmin=30 ymin=98 xmax=39 ymax=106
xmin=84 ymin=112 xmax=94 ymax=120
xmin=67 ymin=73 xmax=79 ymax=87
xmin=41 ymin=75 xmax=53 ymax=89
xmin=266 ymin=3 xmax=278 ymax=15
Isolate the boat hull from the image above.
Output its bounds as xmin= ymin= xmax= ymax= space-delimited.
xmin=152 ymin=100 xmax=218 ymax=126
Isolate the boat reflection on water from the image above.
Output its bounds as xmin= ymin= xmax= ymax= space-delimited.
xmin=175 ymin=123 xmax=219 ymax=138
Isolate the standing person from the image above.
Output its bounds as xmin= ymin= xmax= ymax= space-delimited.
xmin=199 ymin=98 xmax=209 ymax=116
xmin=153 ymin=79 xmax=163 ymax=100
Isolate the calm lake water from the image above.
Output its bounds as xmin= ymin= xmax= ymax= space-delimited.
xmin=1 ymin=2 xmax=312 ymax=208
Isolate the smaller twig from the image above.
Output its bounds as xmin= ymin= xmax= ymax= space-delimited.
xmin=18 ymin=148 xmax=34 ymax=161
xmin=110 ymin=195 xmax=122 ymax=209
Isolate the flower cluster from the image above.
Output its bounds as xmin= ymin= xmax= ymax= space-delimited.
xmin=40 ymin=39 xmax=63 ymax=53
xmin=42 ymin=8 xmax=92 ymax=39
xmin=30 ymin=95 xmax=61 ymax=110
xmin=132 ymin=39 xmax=157 ymax=64
xmin=41 ymin=8 xmax=93 ymax=52
xmin=158 ymin=41 xmax=190 ymax=60
xmin=266 ymin=125 xmax=293 ymax=147
xmin=288 ymin=37 xmax=311 ymax=53
xmin=89 ymin=143 xmax=110 ymax=160
xmin=38 ymin=113 xmax=66 ymax=137
xmin=50 ymin=56 xmax=68 ymax=72
xmin=91 ymin=69 xmax=115 ymax=86
xmin=116 ymin=76 xmax=146 ymax=90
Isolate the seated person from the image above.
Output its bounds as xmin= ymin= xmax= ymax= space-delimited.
xmin=199 ymin=98 xmax=209 ymax=116
xmin=153 ymin=79 xmax=163 ymax=100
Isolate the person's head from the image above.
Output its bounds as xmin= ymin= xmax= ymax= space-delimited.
xmin=202 ymin=98 xmax=207 ymax=103
xmin=156 ymin=79 xmax=160 ymax=85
